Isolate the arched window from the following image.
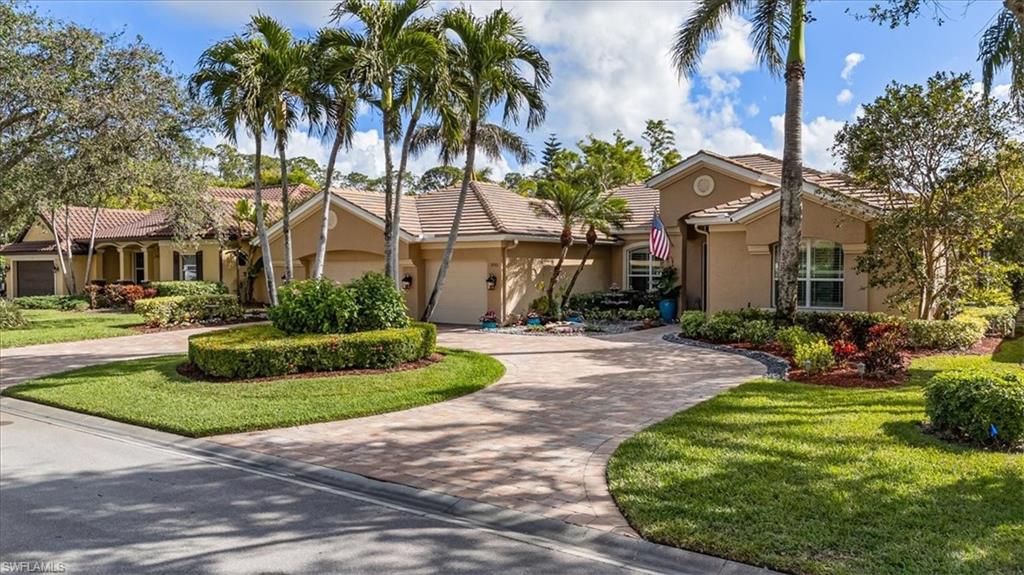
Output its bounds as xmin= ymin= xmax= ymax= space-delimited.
xmin=772 ymin=240 xmax=844 ymax=309
xmin=627 ymin=246 xmax=663 ymax=292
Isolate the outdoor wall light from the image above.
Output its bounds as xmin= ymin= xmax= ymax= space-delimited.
xmin=485 ymin=273 xmax=498 ymax=290
xmin=401 ymin=274 xmax=413 ymax=290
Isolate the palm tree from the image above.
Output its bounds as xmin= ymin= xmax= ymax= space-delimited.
xmin=980 ymin=5 xmax=1023 ymax=114
xmin=560 ymin=192 xmax=631 ymax=310
xmin=190 ymin=22 xmax=280 ymax=304
xmin=419 ymin=7 xmax=550 ymax=321
xmin=244 ymin=14 xmax=314 ymax=283
xmin=533 ymin=180 xmax=600 ymax=317
xmin=309 ymin=28 xmax=361 ymax=279
xmin=331 ymin=0 xmax=445 ymax=284
xmin=673 ymin=0 xmax=806 ymax=322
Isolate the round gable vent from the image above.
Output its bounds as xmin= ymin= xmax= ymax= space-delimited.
xmin=328 ymin=210 xmax=339 ymax=230
xmin=693 ymin=174 xmax=715 ymax=197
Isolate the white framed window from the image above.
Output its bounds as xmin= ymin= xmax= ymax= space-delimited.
xmin=772 ymin=240 xmax=844 ymax=309
xmin=181 ymin=254 xmax=198 ymax=281
xmin=627 ymin=246 xmax=664 ymax=292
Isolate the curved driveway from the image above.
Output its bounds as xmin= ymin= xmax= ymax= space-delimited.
xmin=214 ymin=327 xmax=766 ymax=535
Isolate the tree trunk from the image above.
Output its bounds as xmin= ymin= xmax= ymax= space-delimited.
xmin=253 ymin=137 xmax=278 ymax=305
xmin=422 ymin=116 xmax=478 ymax=322
xmin=313 ymin=129 xmax=344 ymax=279
xmin=545 ymin=232 xmax=572 ymax=319
xmin=390 ymin=98 xmax=424 ymax=289
xmin=49 ymin=207 xmax=75 ymax=294
xmin=382 ymin=99 xmax=396 ymax=281
xmin=1007 ymin=0 xmax=1024 ymax=28
xmin=278 ymin=142 xmax=293 ymax=282
xmin=83 ymin=205 xmax=100 ymax=284
xmin=775 ymin=0 xmax=806 ymax=324
xmin=561 ymin=229 xmax=595 ymax=310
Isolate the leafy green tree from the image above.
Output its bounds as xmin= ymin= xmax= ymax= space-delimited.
xmin=213 ymin=144 xmax=251 ymax=183
xmin=642 ymin=119 xmax=683 ymax=173
xmin=577 ymin=131 xmax=652 ymax=184
xmin=674 ymin=0 xmax=809 ymax=322
xmin=418 ymin=165 xmax=462 ymax=191
xmin=190 ymin=15 xmax=281 ymax=304
xmin=420 ymin=7 xmax=550 ymax=321
xmin=833 ymin=73 xmax=1018 ymax=318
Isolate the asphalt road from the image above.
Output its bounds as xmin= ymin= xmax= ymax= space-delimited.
xmin=0 ymin=411 xmax=650 ymax=575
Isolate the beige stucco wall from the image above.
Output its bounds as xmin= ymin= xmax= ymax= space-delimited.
xmin=503 ymin=242 xmax=613 ymax=317
xmin=659 ymin=168 xmax=772 ymax=224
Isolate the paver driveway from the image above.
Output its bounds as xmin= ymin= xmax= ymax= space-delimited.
xmin=214 ymin=327 xmax=766 ymax=535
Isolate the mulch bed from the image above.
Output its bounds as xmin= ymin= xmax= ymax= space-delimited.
xmin=132 ymin=317 xmax=260 ymax=334
xmin=789 ymin=364 xmax=909 ymax=388
xmin=175 ymin=353 xmax=445 ymax=383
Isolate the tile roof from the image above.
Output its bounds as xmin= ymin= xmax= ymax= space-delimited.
xmin=610 ymin=184 xmax=660 ymax=226
xmin=335 ymin=188 xmax=423 ymax=236
xmin=38 ymin=207 xmax=150 ymax=243
xmin=0 ymin=240 xmax=87 ymax=255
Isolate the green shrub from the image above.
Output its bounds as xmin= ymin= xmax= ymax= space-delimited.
xmin=735 ymin=319 xmax=775 ymax=346
xmin=775 ymin=325 xmax=822 ymax=355
xmin=269 ymin=278 xmax=357 ymax=334
xmin=735 ymin=307 xmax=776 ymax=323
xmin=529 ymin=295 xmax=552 ymax=316
xmin=905 ymin=315 xmax=987 ymax=350
xmin=959 ymin=306 xmax=1018 ymax=337
xmin=794 ymin=339 xmax=835 ymax=375
xmin=134 ymin=295 xmax=243 ymax=327
xmin=12 ymin=295 xmax=88 ymax=311
xmin=347 ymin=272 xmax=410 ymax=332
xmin=925 ymin=369 xmax=1024 ymax=448
xmin=794 ymin=311 xmax=895 ymax=348
xmin=699 ymin=311 xmax=743 ymax=343
xmin=150 ymin=281 xmax=228 ymax=297
xmin=188 ymin=322 xmax=437 ymax=379
xmin=679 ymin=311 xmax=706 ymax=338
xmin=620 ymin=307 xmax=659 ymax=321
xmin=0 ymin=299 xmax=27 ymax=330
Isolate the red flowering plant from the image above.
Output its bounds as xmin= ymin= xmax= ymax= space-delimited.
xmin=832 ymin=340 xmax=858 ymax=361
xmin=863 ymin=322 xmax=906 ymax=377
xmin=479 ymin=310 xmax=499 ymax=323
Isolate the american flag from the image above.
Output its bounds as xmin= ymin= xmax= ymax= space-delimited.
xmin=649 ymin=211 xmax=672 ymax=261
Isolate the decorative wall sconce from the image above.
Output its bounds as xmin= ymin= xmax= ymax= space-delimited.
xmin=401 ymin=274 xmax=413 ymax=290
xmin=485 ymin=272 xmax=498 ymax=290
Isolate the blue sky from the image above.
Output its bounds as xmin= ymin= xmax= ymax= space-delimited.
xmin=36 ymin=0 xmax=1012 ymax=177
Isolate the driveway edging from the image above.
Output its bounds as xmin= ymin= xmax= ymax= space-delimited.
xmin=662 ymin=333 xmax=790 ymax=379
xmin=1 ymin=397 xmax=779 ymax=575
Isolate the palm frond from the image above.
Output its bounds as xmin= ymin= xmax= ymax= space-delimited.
xmin=672 ymin=0 xmax=746 ymax=78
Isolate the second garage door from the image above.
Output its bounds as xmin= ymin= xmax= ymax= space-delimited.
xmin=425 ymin=259 xmax=488 ymax=324
xmin=16 ymin=260 xmax=55 ymax=297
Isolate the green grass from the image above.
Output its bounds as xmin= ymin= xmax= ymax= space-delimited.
xmin=3 ymin=348 xmax=504 ymax=436
xmin=608 ymin=339 xmax=1024 ymax=575
xmin=1 ymin=309 xmax=144 ymax=349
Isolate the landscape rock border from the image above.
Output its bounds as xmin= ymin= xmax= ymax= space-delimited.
xmin=663 ymin=333 xmax=790 ymax=379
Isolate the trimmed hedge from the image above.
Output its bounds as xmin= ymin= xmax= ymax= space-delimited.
xmin=925 ymin=369 xmax=1024 ymax=448
xmin=12 ymin=295 xmax=89 ymax=311
xmin=905 ymin=315 xmax=987 ymax=350
xmin=188 ymin=322 xmax=438 ymax=379
xmin=0 ymin=299 xmax=27 ymax=330
xmin=134 ymin=295 xmax=243 ymax=327
xmin=959 ymin=305 xmax=1018 ymax=337
xmin=150 ymin=281 xmax=228 ymax=297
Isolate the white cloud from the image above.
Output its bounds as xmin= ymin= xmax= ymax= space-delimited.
xmin=699 ymin=17 xmax=757 ymax=75
xmin=746 ymin=103 xmax=760 ymax=117
xmin=840 ymin=52 xmax=864 ymax=83
xmin=769 ymin=115 xmax=847 ymax=170
xmin=971 ymin=81 xmax=1012 ymax=101
xmin=836 ymin=89 xmax=853 ymax=105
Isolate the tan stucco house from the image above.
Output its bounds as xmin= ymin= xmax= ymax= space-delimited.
xmin=2 ymin=150 xmax=898 ymax=323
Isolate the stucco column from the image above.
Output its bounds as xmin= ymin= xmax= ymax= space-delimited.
xmin=158 ymin=242 xmax=173 ymax=281
xmin=117 ymin=247 xmax=125 ymax=281
xmin=142 ymin=245 xmax=149 ymax=281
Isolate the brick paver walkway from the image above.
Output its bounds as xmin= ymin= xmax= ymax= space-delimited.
xmin=214 ymin=327 xmax=766 ymax=535
xmin=0 ymin=325 xmax=240 ymax=388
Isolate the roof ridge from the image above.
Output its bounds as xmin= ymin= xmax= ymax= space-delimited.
xmin=470 ymin=181 xmax=508 ymax=234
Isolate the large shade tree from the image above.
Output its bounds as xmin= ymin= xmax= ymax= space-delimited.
xmin=418 ymin=7 xmax=550 ymax=322
xmin=673 ymin=0 xmax=808 ymax=322
xmin=190 ymin=16 xmax=281 ymax=304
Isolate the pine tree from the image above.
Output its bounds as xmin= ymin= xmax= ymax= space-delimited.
xmin=539 ymin=133 xmax=562 ymax=176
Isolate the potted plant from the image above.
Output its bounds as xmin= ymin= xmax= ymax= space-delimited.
xmin=479 ymin=310 xmax=499 ymax=329
xmin=526 ymin=310 xmax=543 ymax=326
xmin=564 ymin=309 xmax=584 ymax=324
xmin=655 ymin=265 xmax=681 ymax=323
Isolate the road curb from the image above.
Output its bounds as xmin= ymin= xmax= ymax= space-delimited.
xmin=1 ymin=397 xmax=779 ymax=575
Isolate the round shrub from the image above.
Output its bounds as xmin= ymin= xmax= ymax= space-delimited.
xmin=905 ymin=316 xmax=986 ymax=350
xmin=348 ymin=272 xmax=409 ymax=332
xmin=794 ymin=339 xmax=835 ymax=375
xmin=863 ymin=322 xmax=905 ymax=377
xmin=269 ymin=278 xmax=357 ymax=334
xmin=735 ymin=319 xmax=775 ymax=346
xmin=699 ymin=311 xmax=743 ymax=343
xmin=775 ymin=325 xmax=821 ymax=355
xmin=188 ymin=322 xmax=438 ymax=379
xmin=0 ymin=299 xmax=27 ymax=330
xmin=679 ymin=311 xmax=706 ymax=338
xmin=925 ymin=369 xmax=1024 ymax=448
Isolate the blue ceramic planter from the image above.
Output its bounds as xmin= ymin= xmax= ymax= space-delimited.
xmin=659 ymin=298 xmax=678 ymax=323
xmin=566 ymin=315 xmax=584 ymax=324
xmin=527 ymin=317 xmax=543 ymax=326
xmin=481 ymin=320 xmax=498 ymax=329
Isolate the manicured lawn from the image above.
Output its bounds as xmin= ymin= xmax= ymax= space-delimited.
xmin=1 ymin=309 xmax=144 ymax=349
xmin=3 ymin=349 xmax=504 ymax=436
xmin=608 ymin=339 xmax=1024 ymax=575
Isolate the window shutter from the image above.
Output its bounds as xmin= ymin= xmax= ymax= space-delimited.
xmin=195 ymin=250 xmax=204 ymax=281
xmin=173 ymin=252 xmax=180 ymax=281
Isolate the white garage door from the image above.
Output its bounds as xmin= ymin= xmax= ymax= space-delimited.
xmin=425 ymin=259 xmax=488 ymax=324
xmin=324 ymin=259 xmax=384 ymax=285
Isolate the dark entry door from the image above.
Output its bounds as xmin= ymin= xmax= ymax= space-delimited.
xmin=17 ymin=261 xmax=55 ymax=296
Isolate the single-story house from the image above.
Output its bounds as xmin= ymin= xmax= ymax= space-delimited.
xmin=2 ymin=150 xmax=899 ymax=323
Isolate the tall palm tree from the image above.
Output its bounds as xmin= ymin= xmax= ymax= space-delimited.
xmin=560 ymin=192 xmax=631 ymax=310
xmin=190 ymin=23 xmax=280 ymax=304
xmin=252 ymin=15 xmax=313 ymax=283
xmin=420 ymin=7 xmax=550 ymax=322
xmin=673 ymin=0 xmax=806 ymax=322
xmin=980 ymin=5 xmax=1023 ymax=114
xmin=331 ymin=0 xmax=445 ymax=284
xmin=309 ymin=28 xmax=361 ymax=279
xmin=533 ymin=180 xmax=601 ymax=317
